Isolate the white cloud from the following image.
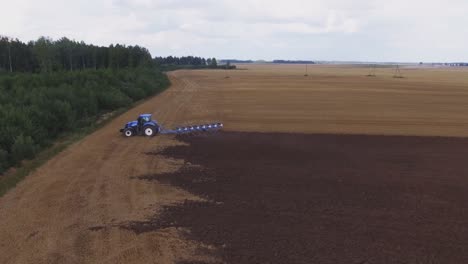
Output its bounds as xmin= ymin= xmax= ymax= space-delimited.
xmin=0 ymin=0 xmax=467 ymax=61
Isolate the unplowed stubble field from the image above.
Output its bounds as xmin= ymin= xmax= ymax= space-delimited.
xmin=188 ymin=64 xmax=468 ymax=136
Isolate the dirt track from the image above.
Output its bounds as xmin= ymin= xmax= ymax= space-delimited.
xmin=1 ymin=65 xmax=468 ymax=263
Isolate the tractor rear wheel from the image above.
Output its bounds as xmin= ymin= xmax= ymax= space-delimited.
xmin=143 ymin=126 xmax=156 ymax=137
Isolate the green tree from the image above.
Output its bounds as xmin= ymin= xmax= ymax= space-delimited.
xmin=32 ymin=37 xmax=57 ymax=72
xmin=11 ymin=135 xmax=37 ymax=165
xmin=0 ymin=148 xmax=8 ymax=173
xmin=210 ymin=57 xmax=217 ymax=68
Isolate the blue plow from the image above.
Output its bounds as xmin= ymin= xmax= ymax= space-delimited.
xmin=160 ymin=123 xmax=224 ymax=135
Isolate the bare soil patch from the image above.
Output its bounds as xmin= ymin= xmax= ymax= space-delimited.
xmin=132 ymin=131 xmax=468 ymax=264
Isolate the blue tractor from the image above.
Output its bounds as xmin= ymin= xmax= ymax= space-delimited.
xmin=120 ymin=114 xmax=160 ymax=137
xmin=120 ymin=113 xmax=224 ymax=137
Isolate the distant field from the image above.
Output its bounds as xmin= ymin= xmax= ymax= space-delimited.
xmin=177 ymin=64 xmax=468 ymax=137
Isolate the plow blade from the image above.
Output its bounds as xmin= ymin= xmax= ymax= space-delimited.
xmin=160 ymin=123 xmax=224 ymax=135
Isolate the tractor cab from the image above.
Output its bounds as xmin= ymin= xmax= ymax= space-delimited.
xmin=120 ymin=114 xmax=160 ymax=137
xmin=137 ymin=114 xmax=152 ymax=126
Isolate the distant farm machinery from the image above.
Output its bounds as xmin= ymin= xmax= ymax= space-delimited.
xmin=119 ymin=114 xmax=223 ymax=137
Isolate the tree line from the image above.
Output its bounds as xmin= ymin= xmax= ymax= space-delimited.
xmin=219 ymin=59 xmax=254 ymax=64
xmin=154 ymin=56 xmax=218 ymax=67
xmin=273 ymin=60 xmax=316 ymax=64
xmin=0 ymin=36 xmax=153 ymax=73
xmin=154 ymin=56 xmax=238 ymax=71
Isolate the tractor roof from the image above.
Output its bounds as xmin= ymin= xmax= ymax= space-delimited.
xmin=139 ymin=114 xmax=152 ymax=118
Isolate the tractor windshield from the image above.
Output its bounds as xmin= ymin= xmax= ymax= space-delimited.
xmin=141 ymin=115 xmax=151 ymax=122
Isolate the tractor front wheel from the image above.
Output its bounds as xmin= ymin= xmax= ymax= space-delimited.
xmin=123 ymin=128 xmax=134 ymax=137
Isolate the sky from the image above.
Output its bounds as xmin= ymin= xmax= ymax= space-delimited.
xmin=1 ymin=0 xmax=467 ymax=62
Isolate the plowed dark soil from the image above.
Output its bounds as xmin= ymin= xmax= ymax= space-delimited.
xmin=132 ymin=132 xmax=468 ymax=264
